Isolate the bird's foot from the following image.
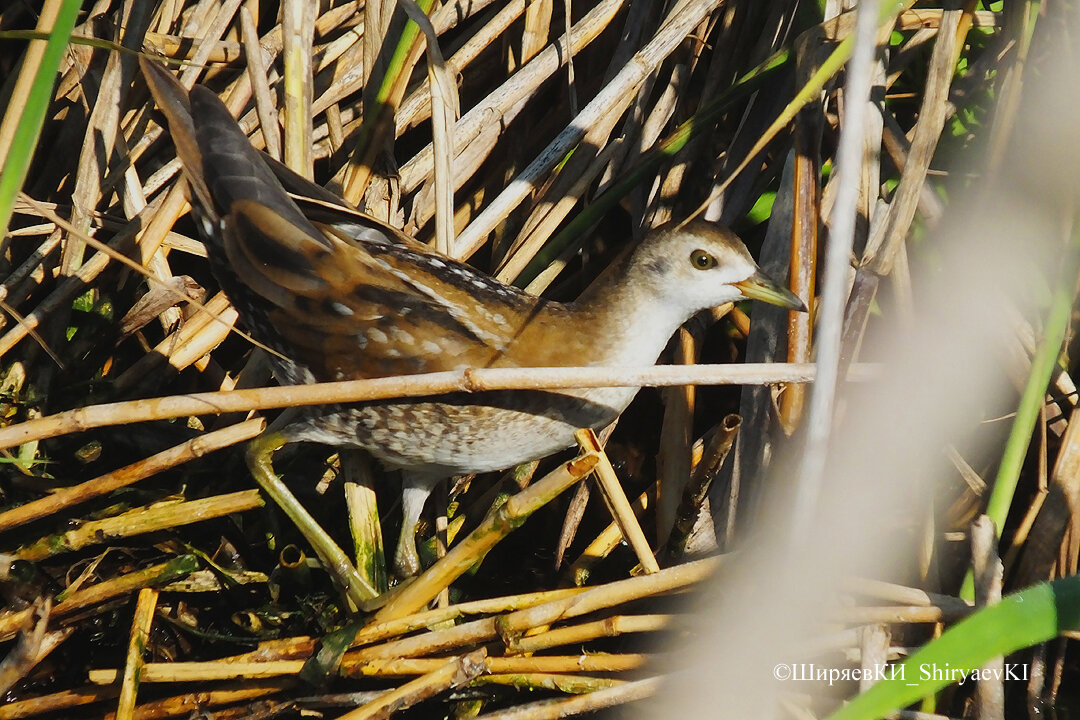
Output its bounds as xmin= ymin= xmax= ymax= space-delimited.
xmin=245 ymin=431 xmax=378 ymax=606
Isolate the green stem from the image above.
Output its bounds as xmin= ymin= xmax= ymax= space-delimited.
xmin=960 ymin=223 xmax=1080 ymax=601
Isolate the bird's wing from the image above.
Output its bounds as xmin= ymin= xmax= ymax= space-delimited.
xmin=223 ymin=199 xmax=543 ymax=379
xmin=143 ymin=56 xmax=547 ymax=380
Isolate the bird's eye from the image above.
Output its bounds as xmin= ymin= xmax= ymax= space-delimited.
xmin=690 ymin=249 xmax=717 ymax=270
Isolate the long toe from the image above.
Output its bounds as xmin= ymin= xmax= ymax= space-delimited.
xmin=393 ymin=527 xmax=421 ymax=578
xmin=394 ymin=474 xmax=439 ymax=577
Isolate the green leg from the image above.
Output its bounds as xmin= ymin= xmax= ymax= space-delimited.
xmin=246 ymin=432 xmax=377 ymax=607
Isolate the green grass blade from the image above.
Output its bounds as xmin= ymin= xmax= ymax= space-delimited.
xmin=826 ymin=575 xmax=1080 ymax=720
xmin=960 ymin=230 xmax=1080 ymax=600
xmin=0 ymin=0 xmax=82 ymax=241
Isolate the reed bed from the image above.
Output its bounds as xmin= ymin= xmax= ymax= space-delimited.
xmin=1 ymin=1 xmax=1077 ymax=718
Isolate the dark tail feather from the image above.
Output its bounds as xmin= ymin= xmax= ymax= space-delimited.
xmin=139 ymin=57 xmax=213 ymax=215
xmin=139 ymin=57 xmax=328 ymax=248
xmin=140 ymin=58 xmax=424 ymax=256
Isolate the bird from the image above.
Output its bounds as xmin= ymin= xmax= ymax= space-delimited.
xmin=140 ymin=58 xmax=805 ymax=580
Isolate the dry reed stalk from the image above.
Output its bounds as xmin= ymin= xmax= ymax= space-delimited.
xmin=351 ymin=586 xmax=587 ymax=647
xmin=347 ymin=615 xmax=499 ymax=665
xmin=521 ymin=0 xmax=553 ymax=64
xmin=553 ymin=470 xmax=592 ymax=571
xmin=645 ymin=60 xmax=703 ymax=228
xmin=344 ymin=654 xmax=648 ymax=678
xmin=403 ymin=0 xmax=460 ymax=255
xmin=946 ymin=445 xmax=989 ymax=495
xmin=337 ymin=0 xmax=438 ymax=205
xmin=971 ymin=515 xmax=1005 ymax=719
xmin=396 ymin=0 xmax=528 ymax=134
xmin=0 ymin=599 xmax=55 ymax=696
xmin=476 ymin=673 xmax=621 ymax=693
xmin=160 ymin=568 xmax=268 ymax=592
xmin=506 ymin=613 xmax=670 ymax=654
xmin=141 ymin=31 xmax=243 ymax=62
xmin=372 ymin=452 xmax=601 ymax=621
xmin=840 ymin=577 xmax=973 ymax=613
xmin=281 ymin=0 xmax=316 ymax=179
xmin=835 ymin=605 xmax=973 ymax=625
xmin=574 ymin=429 xmax=658 ymax=574
xmin=246 ymin=434 xmax=378 ymax=607
xmin=315 ymin=0 xmax=501 ymax=121
xmin=0 ymin=556 xmax=198 ymax=642
xmin=0 ymin=418 xmax=262 ymax=533
xmin=498 ymin=557 xmax=717 ymax=638
xmin=14 ymin=492 xmax=262 ymax=562
xmin=134 ymin=170 xmax=203 ymax=268
xmin=336 ymin=648 xmax=487 ymax=719
xmin=494 ymin=137 xmax=626 ymax=285
xmin=175 ymin=1 xmax=244 ymax=88
xmin=103 ymin=681 xmax=295 ymax=720
xmin=311 ymin=564 xmax=705 ymax=672
xmin=88 ymin=652 xmax=646 ymax=686
xmin=472 ymin=676 xmax=661 ymax=720
xmin=224 ymin=636 xmax=319 ymax=663
xmin=0 ymin=228 xmax=125 ymax=359
xmin=239 ymin=7 xmax=281 ymax=161
xmin=397 ymin=0 xmax=626 ymax=200
xmin=0 ymin=2 xmax=63 ymax=156
xmin=780 ymin=38 xmax=822 ymax=432
xmin=341 ymin=451 xmax=389 ymax=596
xmin=15 ymin=192 xmax=250 ymax=385
xmin=0 ymin=363 xmax=859 ymax=450
xmin=863 ymin=6 xmax=965 ymax=273
xmin=62 ymin=17 xmax=135 ymax=277
xmin=87 ymin=660 xmax=304 ymax=685
xmin=499 ymin=35 xmax=683 ymax=285
xmin=0 ymin=685 xmax=121 ymax=720
xmin=0 ymin=1 xmax=1023 ymax=717
xmin=453 ymin=0 xmax=726 ymax=259
xmin=564 ymin=483 xmax=652 ymax=585
xmin=115 ymin=588 xmax=158 ymax=720
xmin=1012 ymin=406 xmax=1080 ymax=585
xmin=663 ymin=413 xmax=741 ymax=562
xmin=655 ymin=326 xmax=698 ymax=546
xmin=112 ymin=292 xmax=238 ymax=392
xmin=0 ymin=230 xmax=60 ymax=308
xmin=492 ymin=23 xmax=651 ymax=270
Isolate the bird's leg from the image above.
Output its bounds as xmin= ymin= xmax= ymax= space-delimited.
xmin=394 ymin=474 xmax=440 ymax=577
xmin=245 ymin=432 xmax=377 ymax=605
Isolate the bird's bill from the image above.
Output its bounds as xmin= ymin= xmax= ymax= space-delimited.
xmin=733 ymin=272 xmax=807 ymax=312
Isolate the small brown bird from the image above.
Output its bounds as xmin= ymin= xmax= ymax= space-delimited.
xmin=142 ymin=59 xmax=804 ymax=578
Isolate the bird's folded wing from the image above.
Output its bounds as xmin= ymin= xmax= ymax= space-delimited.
xmin=142 ymin=55 xmax=549 ymax=381
xmin=224 ymin=200 xmax=543 ymax=379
